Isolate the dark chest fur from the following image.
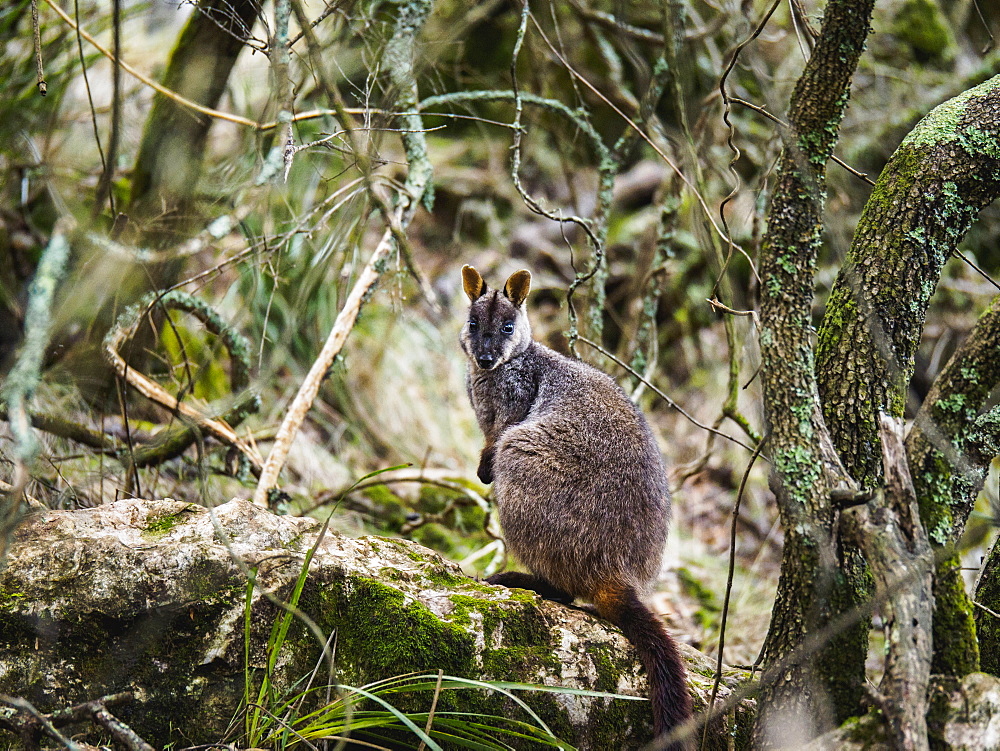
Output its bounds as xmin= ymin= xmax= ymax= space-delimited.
xmin=466 ymin=344 xmax=542 ymax=440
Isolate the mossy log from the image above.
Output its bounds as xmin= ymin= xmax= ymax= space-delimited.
xmin=0 ymin=499 xmax=751 ymax=749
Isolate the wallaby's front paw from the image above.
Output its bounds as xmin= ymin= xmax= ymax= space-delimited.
xmin=477 ymin=449 xmax=494 ymax=484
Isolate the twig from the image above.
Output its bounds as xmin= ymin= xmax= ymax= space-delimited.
xmin=715 ymin=0 xmax=781 ymax=309
xmin=74 ymin=0 xmax=105 ymax=178
xmin=526 ymin=9 xmax=750 ymax=273
xmin=702 ymin=435 xmax=767 ymax=751
xmin=31 ymin=0 xmax=46 ymax=95
xmin=568 ymin=3 xmax=664 ymax=45
xmin=706 ymin=297 xmax=760 ymax=327
xmin=508 ymin=3 xmax=611 ymax=353
xmin=576 ymin=335 xmax=759 ymax=455
xmin=93 ymin=708 xmax=154 ymax=751
xmin=728 ymin=96 xmax=874 ymax=186
xmin=103 ymin=292 xmax=263 ymax=479
xmin=952 ymin=246 xmax=1000 ymax=294
xmin=287 ymin=0 xmax=342 ymax=47
xmin=973 ymin=600 xmax=1000 ymax=620
xmin=0 ymin=695 xmax=82 ymax=751
xmin=0 ymin=693 xmax=150 ymax=751
xmin=417 ymin=670 xmax=445 ymax=751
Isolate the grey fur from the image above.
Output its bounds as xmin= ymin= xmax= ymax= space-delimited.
xmin=460 ymin=266 xmax=671 ymax=599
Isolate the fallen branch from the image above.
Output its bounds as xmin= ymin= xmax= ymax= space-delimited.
xmin=0 ymin=692 xmax=149 ymax=751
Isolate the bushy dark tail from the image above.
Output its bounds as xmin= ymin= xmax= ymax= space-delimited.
xmin=595 ymin=584 xmax=692 ymax=749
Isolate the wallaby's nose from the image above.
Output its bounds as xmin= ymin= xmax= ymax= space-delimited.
xmin=476 ymin=354 xmax=495 ymax=369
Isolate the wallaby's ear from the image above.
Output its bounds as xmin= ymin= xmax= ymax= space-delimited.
xmin=504 ymin=270 xmax=531 ymax=307
xmin=462 ymin=265 xmax=487 ymax=301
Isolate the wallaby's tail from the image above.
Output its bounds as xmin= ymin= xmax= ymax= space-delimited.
xmin=595 ymin=584 xmax=692 ymax=749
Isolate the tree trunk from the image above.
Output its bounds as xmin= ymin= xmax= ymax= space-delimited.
xmin=817 ymin=76 xmax=1000 ymax=681
xmin=128 ymin=0 xmax=262 ymax=236
xmin=753 ymin=0 xmax=875 ymax=742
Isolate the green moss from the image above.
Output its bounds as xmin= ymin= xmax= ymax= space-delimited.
xmin=585 ymin=688 xmax=651 ymax=747
xmin=423 ymin=567 xmax=468 ymax=588
xmin=930 ymin=554 xmax=979 ymax=678
xmin=447 ymin=593 xmax=553 ymax=650
xmin=0 ymin=591 xmax=26 ymax=605
xmin=142 ymin=505 xmax=195 ymax=535
xmin=308 ymin=576 xmax=476 ymax=687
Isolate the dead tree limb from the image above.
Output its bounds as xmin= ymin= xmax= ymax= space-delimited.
xmin=848 ymin=415 xmax=933 ymax=751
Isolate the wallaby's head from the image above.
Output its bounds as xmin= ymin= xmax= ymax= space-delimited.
xmin=460 ymin=265 xmax=533 ymax=371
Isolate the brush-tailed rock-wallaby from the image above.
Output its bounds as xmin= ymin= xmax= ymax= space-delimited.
xmin=460 ymin=265 xmax=692 ymax=747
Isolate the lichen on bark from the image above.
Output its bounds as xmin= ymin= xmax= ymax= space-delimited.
xmin=817 ymin=76 xmax=1000 ymax=683
xmin=817 ymin=75 xmax=1000 ymax=491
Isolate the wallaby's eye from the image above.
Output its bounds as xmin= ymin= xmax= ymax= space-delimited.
xmin=501 ymin=321 xmax=515 ymax=335
xmin=468 ymin=320 xmax=478 ymax=332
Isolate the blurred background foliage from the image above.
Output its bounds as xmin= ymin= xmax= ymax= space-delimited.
xmin=1 ymin=0 xmax=998 ymax=666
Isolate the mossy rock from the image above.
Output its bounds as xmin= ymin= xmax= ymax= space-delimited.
xmin=0 ymin=498 xmax=753 ymax=748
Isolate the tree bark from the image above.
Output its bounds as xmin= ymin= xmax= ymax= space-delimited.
xmin=908 ymin=294 xmax=1000 ymax=679
xmin=817 ymin=75 xmax=1000 ymax=490
xmin=975 ymin=526 xmax=1000 ymax=677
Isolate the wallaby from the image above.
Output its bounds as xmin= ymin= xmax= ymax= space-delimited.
xmin=460 ymin=265 xmax=692 ymax=748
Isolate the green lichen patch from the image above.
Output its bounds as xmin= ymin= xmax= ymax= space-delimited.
xmin=901 ymin=76 xmax=999 ymax=151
